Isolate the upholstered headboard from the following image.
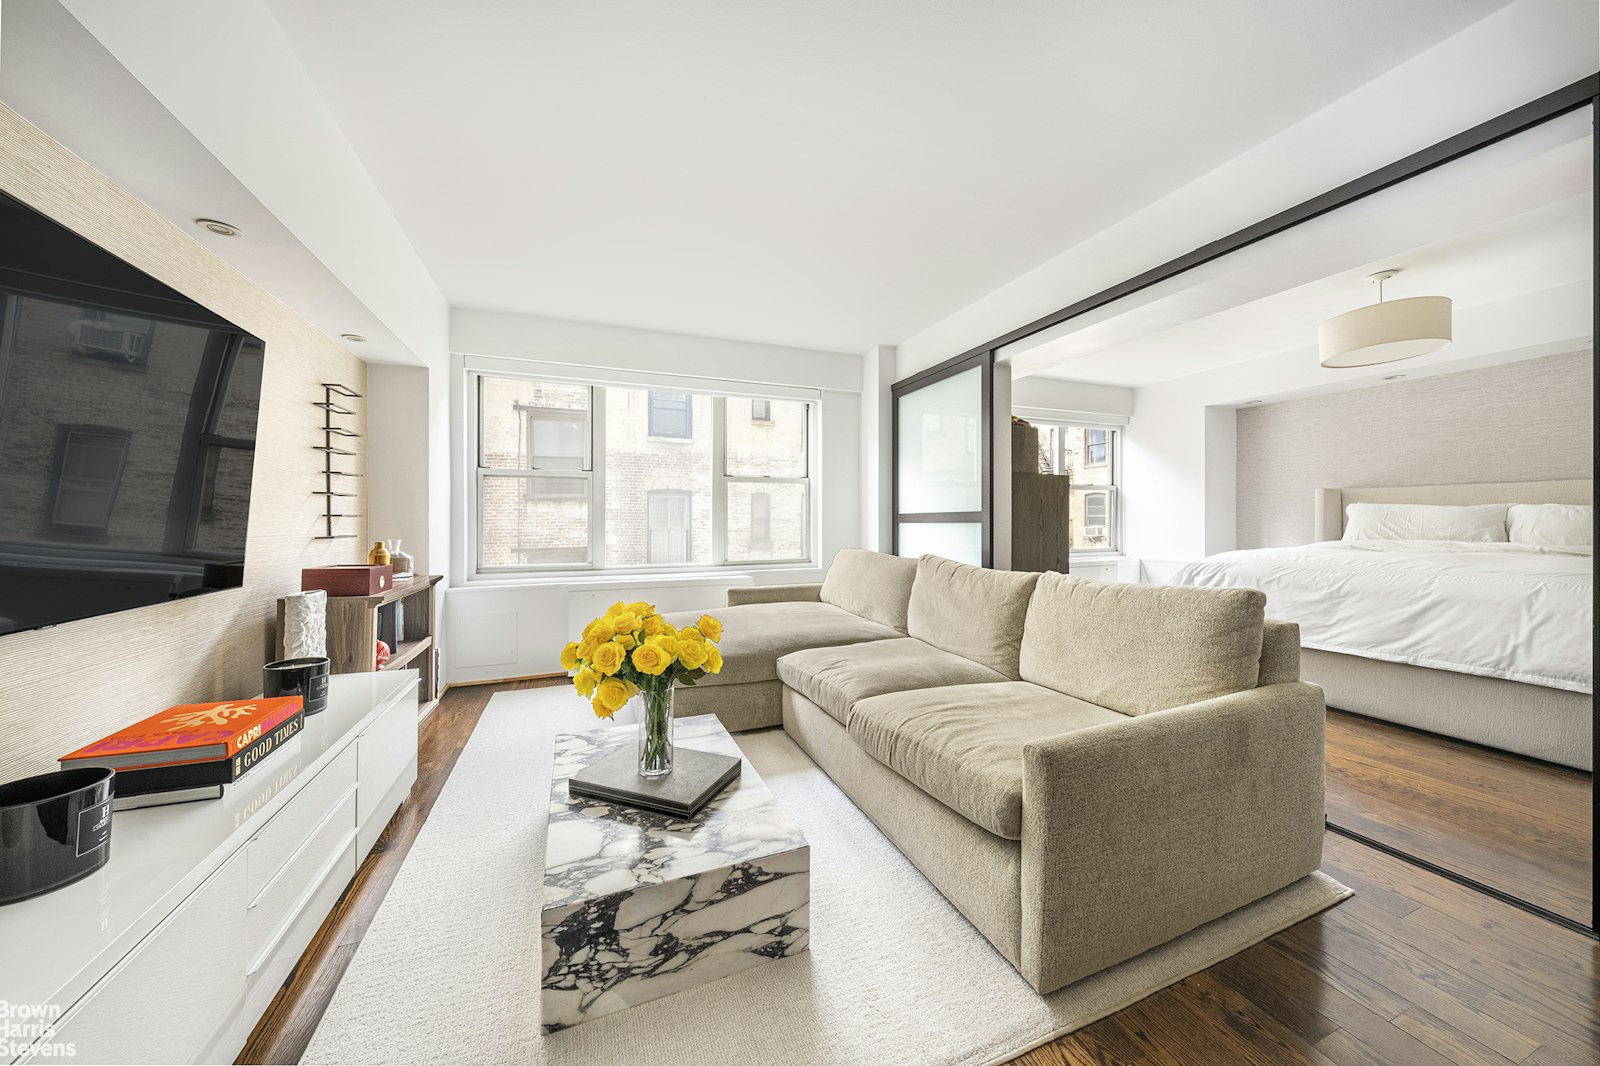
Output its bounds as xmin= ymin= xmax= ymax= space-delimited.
xmin=1313 ymin=479 xmax=1594 ymax=541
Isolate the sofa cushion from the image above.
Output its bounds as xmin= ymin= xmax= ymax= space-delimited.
xmin=847 ymin=681 xmax=1126 ymax=839
xmin=777 ymin=637 xmax=1010 ymax=726
xmin=906 ymin=556 xmax=1040 ymax=679
xmin=820 ymin=549 xmax=919 ymax=632
xmin=1019 ymin=574 xmax=1266 ymax=716
xmin=662 ymin=601 xmax=900 ymax=687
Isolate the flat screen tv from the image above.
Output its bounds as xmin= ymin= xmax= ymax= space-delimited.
xmin=0 ymin=190 xmax=264 ymax=637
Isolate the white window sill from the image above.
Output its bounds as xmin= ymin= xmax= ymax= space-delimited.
xmin=462 ymin=564 xmax=823 ymax=590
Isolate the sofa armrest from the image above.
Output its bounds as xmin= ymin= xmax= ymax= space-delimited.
xmin=725 ymin=583 xmax=824 ymax=607
xmin=1018 ymin=681 xmax=1325 ymax=993
xmin=1259 ymin=619 xmax=1301 ymax=685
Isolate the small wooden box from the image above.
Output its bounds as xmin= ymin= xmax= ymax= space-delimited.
xmin=302 ymin=564 xmax=394 ymax=597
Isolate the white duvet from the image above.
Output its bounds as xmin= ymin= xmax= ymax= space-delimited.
xmin=1172 ymin=540 xmax=1593 ymax=693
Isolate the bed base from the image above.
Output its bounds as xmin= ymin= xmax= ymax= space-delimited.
xmin=1302 ymin=648 xmax=1592 ymax=771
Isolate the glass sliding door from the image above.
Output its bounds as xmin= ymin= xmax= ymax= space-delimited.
xmin=891 ymin=351 xmax=993 ymax=566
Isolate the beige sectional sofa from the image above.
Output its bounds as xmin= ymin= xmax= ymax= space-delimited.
xmin=667 ymin=549 xmax=1326 ymax=995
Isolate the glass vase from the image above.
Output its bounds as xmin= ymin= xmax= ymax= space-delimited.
xmin=636 ymin=685 xmax=674 ymax=778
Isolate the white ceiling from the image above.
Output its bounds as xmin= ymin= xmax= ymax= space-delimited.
xmin=262 ymin=0 xmax=1509 ymax=354
xmin=0 ymin=0 xmax=429 ymax=365
xmin=1014 ymin=115 xmax=1594 ymax=388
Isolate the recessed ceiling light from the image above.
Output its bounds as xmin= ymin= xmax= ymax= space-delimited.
xmin=1383 ymin=373 xmax=1407 ymax=381
xmin=195 ymin=218 xmax=239 ymax=237
xmin=1243 ymin=399 xmax=1264 ymax=405
xmin=339 ymin=333 xmax=367 ymax=343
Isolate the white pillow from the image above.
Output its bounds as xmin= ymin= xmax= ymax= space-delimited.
xmin=1342 ymin=502 xmax=1509 ymax=543
xmin=1507 ymin=503 xmax=1592 ymax=548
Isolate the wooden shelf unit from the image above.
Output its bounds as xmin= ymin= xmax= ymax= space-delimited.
xmin=282 ymin=574 xmax=443 ymax=719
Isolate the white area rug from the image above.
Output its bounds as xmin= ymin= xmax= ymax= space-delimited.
xmin=303 ymin=687 xmax=1350 ymax=1066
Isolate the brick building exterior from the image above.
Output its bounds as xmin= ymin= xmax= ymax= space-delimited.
xmin=478 ymin=376 xmax=807 ymax=570
xmin=1034 ymin=423 xmax=1116 ymax=551
xmin=0 ymin=292 xmax=260 ymax=559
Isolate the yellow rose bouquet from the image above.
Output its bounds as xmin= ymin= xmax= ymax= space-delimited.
xmin=561 ymin=602 xmax=724 ymax=777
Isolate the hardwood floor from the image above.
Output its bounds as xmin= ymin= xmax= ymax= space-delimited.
xmin=1324 ymin=709 xmax=1593 ymax=926
xmin=240 ymin=682 xmax=1599 ymax=1066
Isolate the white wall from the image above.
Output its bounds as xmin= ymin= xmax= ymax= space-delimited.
xmin=861 ymin=345 xmax=896 ymax=550
xmin=891 ymin=1 xmax=1597 ymax=382
xmin=1011 ymin=377 xmax=1135 ymax=421
xmin=452 ymin=308 xmax=861 ymax=393
xmin=871 ymin=1 xmax=1593 ymax=582
xmin=366 ymin=365 xmax=434 ymax=569
xmin=1123 ymin=284 xmax=1593 ymax=573
xmin=444 ymin=310 xmax=866 ymax=682
xmin=1236 ymin=349 xmax=1594 ymax=547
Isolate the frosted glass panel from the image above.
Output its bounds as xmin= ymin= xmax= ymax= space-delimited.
xmin=897 ymin=522 xmax=982 ymax=566
xmin=897 ymin=367 xmax=982 ymax=514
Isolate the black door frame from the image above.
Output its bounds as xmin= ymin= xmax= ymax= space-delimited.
xmin=888 ymin=72 xmax=1598 ymax=935
xmin=890 ymin=349 xmax=995 ymax=567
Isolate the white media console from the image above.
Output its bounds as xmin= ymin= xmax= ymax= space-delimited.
xmin=0 ymin=671 xmax=419 ymax=1064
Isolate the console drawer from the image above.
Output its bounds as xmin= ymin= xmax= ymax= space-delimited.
xmin=245 ymin=744 xmax=356 ymax=901
xmin=356 ymin=691 xmax=416 ymax=854
xmin=244 ymin=783 xmax=357 ymax=975
xmin=21 ymin=854 xmax=248 ymax=1065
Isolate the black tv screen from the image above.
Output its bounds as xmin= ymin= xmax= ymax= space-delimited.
xmin=0 ymin=190 xmax=264 ymax=637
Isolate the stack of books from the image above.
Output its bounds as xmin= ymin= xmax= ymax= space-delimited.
xmin=60 ymin=697 xmax=307 ymax=811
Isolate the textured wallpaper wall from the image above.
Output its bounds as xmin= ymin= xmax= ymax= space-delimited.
xmin=0 ymin=103 xmax=368 ymax=781
xmin=1236 ymin=350 xmax=1593 ymax=549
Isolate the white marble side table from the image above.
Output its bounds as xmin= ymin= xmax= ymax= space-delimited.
xmin=540 ymin=714 xmax=810 ymax=1031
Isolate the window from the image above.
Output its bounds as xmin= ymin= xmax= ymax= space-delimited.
xmin=187 ymin=337 xmax=260 ymax=553
xmin=49 ymin=426 xmax=131 ymax=534
xmin=1024 ymin=419 xmax=1120 ymax=554
xmin=474 ymin=374 xmax=812 ymax=573
xmin=647 ymin=390 xmax=693 ymax=439
xmin=749 ymin=491 xmax=772 ymax=551
xmin=724 ymin=397 xmax=808 ymax=562
xmin=524 ymin=405 xmax=588 ymax=496
xmin=750 ymin=398 xmax=772 ymax=422
xmin=1085 ymin=429 xmax=1108 ymax=466
xmin=647 ymin=490 xmax=693 ymax=563
xmin=1082 ymin=492 xmax=1108 ymax=545
xmin=69 ymin=312 xmax=154 ymax=368
xmin=479 ymin=379 xmax=593 ymax=566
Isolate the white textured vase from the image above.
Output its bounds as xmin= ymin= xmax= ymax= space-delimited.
xmin=282 ymin=589 xmax=328 ymax=659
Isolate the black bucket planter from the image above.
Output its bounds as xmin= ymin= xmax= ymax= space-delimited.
xmin=0 ymin=766 xmax=114 ymax=905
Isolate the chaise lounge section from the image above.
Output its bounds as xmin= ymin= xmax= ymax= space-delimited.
xmin=668 ymin=549 xmax=1326 ymax=994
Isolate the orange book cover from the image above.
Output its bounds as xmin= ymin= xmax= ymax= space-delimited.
xmin=60 ymin=696 xmax=305 ymax=771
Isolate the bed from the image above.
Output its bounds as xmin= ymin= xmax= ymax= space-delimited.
xmin=1174 ymin=480 xmax=1593 ymax=770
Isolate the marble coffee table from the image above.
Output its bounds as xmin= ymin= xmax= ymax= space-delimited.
xmin=540 ymin=714 xmax=810 ymax=1031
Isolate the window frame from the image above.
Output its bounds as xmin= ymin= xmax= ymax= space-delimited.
xmin=1025 ymin=417 xmax=1122 ymax=557
xmin=891 ymin=350 xmax=994 ymax=568
xmin=469 ymin=371 xmax=814 ymax=577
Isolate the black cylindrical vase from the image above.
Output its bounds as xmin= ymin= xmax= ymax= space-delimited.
xmin=0 ymin=766 xmax=114 ymax=905
xmin=264 ymin=656 xmax=331 ymax=715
